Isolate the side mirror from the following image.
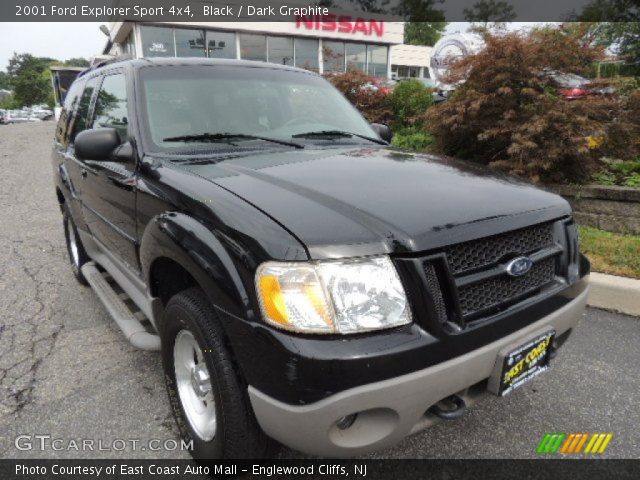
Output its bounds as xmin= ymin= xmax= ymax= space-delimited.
xmin=75 ymin=128 xmax=124 ymax=161
xmin=371 ymin=123 xmax=393 ymax=143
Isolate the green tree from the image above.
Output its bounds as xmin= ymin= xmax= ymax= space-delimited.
xmin=577 ymin=0 xmax=637 ymax=22
xmin=6 ymin=53 xmax=54 ymax=107
xmin=404 ymin=22 xmax=447 ymax=46
xmin=64 ymin=57 xmax=90 ymax=68
xmin=463 ymin=0 xmax=517 ymax=27
xmin=389 ymin=79 xmax=434 ymax=129
xmin=593 ymin=23 xmax=640 ymax=64
xmin=0 ymin=71 xmax=11 ymax=90
xmin=574 ymin=1 xmax=640 ymax=64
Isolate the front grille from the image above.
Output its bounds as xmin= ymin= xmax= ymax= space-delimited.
xmin=457 ymin=257 xmax=556 ymax=317
xmin=420 ymin=220 xmax=563 ymax=327
xmin=443 ymin=222 xmax=554 ymax=275
xmin=423 ymin=262 xmax=448 ymax=323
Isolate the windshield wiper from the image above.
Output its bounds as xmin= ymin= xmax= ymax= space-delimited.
xmin=292 ymin=130 xmax=387 ymax=145
xmin=163 ymin=132 xmax=303 ymax=149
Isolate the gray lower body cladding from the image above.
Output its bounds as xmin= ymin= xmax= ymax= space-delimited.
xmin=248 ymin=285 xmax=589 ymax=457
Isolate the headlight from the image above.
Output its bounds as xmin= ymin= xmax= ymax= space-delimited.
xmin=256 ymin=256 xmax=411 ymax=334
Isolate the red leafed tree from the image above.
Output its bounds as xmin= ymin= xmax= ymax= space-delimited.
xmin=326 ymin=70 xmax=393 ymax=125
xmin=426 ymin=29 xmax=609 ymax=184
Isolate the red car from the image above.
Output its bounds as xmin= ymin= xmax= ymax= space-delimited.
xmin=549 ymin=72 xmax=615 ymax=100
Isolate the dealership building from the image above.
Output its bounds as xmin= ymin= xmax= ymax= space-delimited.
xmin=103 ymin=19 xmax=431 ymax=79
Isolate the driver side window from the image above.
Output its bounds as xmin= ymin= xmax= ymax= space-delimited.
xmin=93 ymin=74 xmax=129 ymax=142
xmin=70 ymin=76 xmax=99 ymax=142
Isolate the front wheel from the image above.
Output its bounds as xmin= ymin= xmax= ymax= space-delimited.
xmin=160 ymin=288 xmax=272 ymax=459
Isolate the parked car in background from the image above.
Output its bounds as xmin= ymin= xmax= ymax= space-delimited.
xmin=547 ymin=72 xmax=616 ymax=100
xmin=29 ymin=105 xmax=54 ymax=120
xmin=3 ymin=110 xmax=42 ymax=124
xmin=0 ymin=105 xmax=53 ymax=124
xmin=360 ymin=77 xmax=397 ymax=95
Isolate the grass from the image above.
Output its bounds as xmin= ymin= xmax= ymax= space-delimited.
xmin=579 ymin=226 xmax=640 ymax=279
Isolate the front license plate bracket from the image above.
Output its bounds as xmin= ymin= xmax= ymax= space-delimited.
xmin=487 ymin=329 xmax=556 ymax=396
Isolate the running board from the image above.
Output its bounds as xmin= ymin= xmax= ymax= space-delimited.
xmin=81 ymin=262 xmax=161 ymax=351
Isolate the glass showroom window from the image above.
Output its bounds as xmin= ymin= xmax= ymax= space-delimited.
xmin=323 ymin=41 xmax=345 ymax=73
xmin=268 ymin=36 xmax=294 ymax=66
xmin=175 ymin=29 xmax=206 ymax=57
xmin=345 ymin=43 xmax=366 ymax=72
xmin=367 ymin=44 xmax=388 ymax=77
xmin=395 ymin=65 xmax=420 ymax=78
xmin=140 ymin=25 xmax=175 ymax=57
xmin=206 ymin=31 xmax=237 ymax=59
xmin=123 ymin=32 xmax=136 ymax=56
xmin=294 ymin=38 xmax=319 ymax=72
xmin=239 ymin=34 xmax=267 ymax=62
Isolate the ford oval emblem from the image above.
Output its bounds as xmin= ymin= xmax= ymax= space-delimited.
xmin=506 ymin=256 xmax=533 ymax=277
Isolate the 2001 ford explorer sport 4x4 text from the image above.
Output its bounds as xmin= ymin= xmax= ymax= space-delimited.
xmin=52 ymin=57 xmax=589 ymax=459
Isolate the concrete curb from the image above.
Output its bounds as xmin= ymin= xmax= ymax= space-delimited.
xmin=587 ymin=272 xmax=640 ymax=316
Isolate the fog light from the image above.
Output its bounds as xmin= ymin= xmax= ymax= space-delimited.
xmin=336 ymin=414 xmax=358 ymax=430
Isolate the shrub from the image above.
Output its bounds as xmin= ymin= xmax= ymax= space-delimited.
xmin=388 ymin=80 xmax=434 ymax=130
xmin=0 ymin=96 xmax=19 ymax=110
xmin=391 ymin=127 xmax=435 ymax=151
xmin=425 ymin=31 xmax=608 ymax=184
xmin=593 ymin=158 xmax=640 ymax=188
xmin=325 ymin=70 xmax=392 ymax=125
xmin=600 ymin=90 xmax=640 ymax=161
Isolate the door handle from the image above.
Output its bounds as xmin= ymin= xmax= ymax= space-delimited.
xmin=81 ymin=168 xmax=88 ymax=178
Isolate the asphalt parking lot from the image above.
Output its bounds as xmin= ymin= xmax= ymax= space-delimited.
xmin=0 ymin=122 xmax=638 ymax=459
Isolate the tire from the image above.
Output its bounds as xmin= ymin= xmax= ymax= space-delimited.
xmin=63 ymin=205 xmax=89 ymax=286
xmin=160 ymin=288 xmax=272 ymax=459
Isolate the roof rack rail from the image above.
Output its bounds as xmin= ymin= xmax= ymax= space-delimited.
xmin=78 ymin=54 xmax=133 ymax=77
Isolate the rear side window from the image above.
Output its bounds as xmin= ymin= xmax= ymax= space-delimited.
xmin=55 ymin=79 xmax=84 ymax=144
xmin=71 ymin=76 xmax=99 ymax=142
xmin=93 ymin=74 xmax=129 ymax=141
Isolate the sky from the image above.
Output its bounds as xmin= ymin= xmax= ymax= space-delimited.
xmin=0 ymin=23 xmax=105 ymax=71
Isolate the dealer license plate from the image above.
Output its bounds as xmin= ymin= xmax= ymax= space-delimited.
xmin=490 ymin=330 xmax=555 ymax=396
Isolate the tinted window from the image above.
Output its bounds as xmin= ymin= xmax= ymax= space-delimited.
xmin=367 ymin=45 xmax=388 ymax=77
xmin=206 ymin=31 xmax=236 ymax=59
xmin=71 ymin=76 xmax=99 ymax=141
xmin=140 ymin=65 xmax=377 ymax=152
xmin=323 ymin=41 xmax=345 ymax=73
xmin=175 ymin=28 xmax=206 ymax=57
xmin=346 ymin=43 xmax=366 ymax=72
xmin=93 ymin=74 xmax=129 ymax=141
xmin=140 ymin=25 xmax=175 ymax=57
xmin=294 ymin=38 xmax=318 ymax=72
xmin=55 ymin=79 xmax=84 ymax=144
xmin=268 ymin=36 xmax=293 ymax=66
xmin=239 ymin=34 xmax=266 ymax=61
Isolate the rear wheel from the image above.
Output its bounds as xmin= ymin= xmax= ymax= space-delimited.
xmin=63 ymin=206 xmax=89 ymax=286
xmin=160 ymin=288 xmax=272 ymax=459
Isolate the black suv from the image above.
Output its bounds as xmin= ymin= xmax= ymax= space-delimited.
xmin=52 ymin=58 xmax=589 ymax=459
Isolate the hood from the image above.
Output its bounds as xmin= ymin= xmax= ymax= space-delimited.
xmin=179 ymin=147 xmax=570 ymax=259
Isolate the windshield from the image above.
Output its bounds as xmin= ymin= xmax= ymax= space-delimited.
xmin=138 ymin=65 xmax=378 ymax=152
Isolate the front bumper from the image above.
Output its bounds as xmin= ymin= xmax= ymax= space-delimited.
xmin=248 ymin=283 xmax=588 ymax=457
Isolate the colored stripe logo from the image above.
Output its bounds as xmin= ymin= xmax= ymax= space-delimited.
xmin=537 ymin=433 xmax=613 ymax=454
